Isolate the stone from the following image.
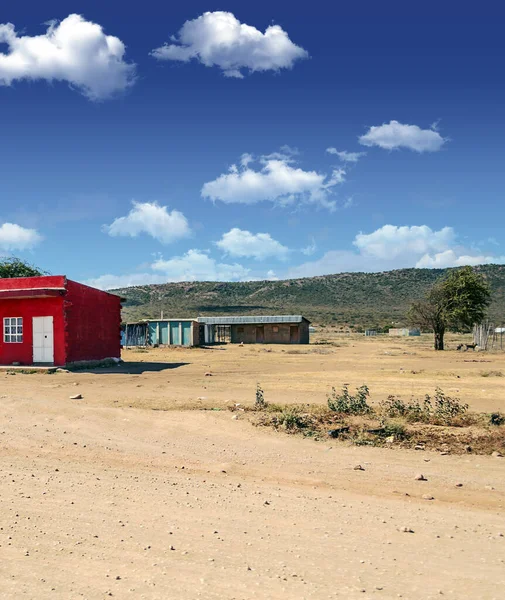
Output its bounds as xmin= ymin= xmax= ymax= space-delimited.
xmin=69 ymin=394 xmax=83 ymax=400
xmin=354 ymin=465 xmax=365 ymax=471
xmin=414 ymin=445 xmax=425 ymax=451
xmin=455 ymin=483 xmax=463 ymax=487
xmin=491 ymin=451 xmax=503 ymax=458
xmin=414 ymin=473 xmax=427 ymax=481
xmin=399 ymin=526 xmax=414 ymax=533
xmin=422 ymin=494 xmax=435 ymax=500
xmin=204 ymin=372 xmax=213 ymax=377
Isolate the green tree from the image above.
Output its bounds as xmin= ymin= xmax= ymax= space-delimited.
xmin=0 ymin=258 xmax=46 ymax=278
xmin=408 ymin=266 xmax=491 ymax=351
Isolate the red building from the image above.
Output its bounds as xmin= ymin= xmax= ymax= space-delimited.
xmin=0 ymin=276 xmax=122 ymax=367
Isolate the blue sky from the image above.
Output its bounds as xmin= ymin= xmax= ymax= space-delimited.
xmin=1 ymin=1 xmax=504 ymax=288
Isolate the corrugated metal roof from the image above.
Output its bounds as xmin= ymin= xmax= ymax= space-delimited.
xmin=197 ymin=315 xmax=307 ymax=325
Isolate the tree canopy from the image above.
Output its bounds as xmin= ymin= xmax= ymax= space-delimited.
xmin=0 ymin=258 xmax=47 ymax=279
xmin=409 ymin=266 xmax=491 ymax=350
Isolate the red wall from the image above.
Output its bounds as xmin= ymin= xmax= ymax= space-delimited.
xmin=64 ymin=280 xmax=121 ymax=363
xmin=0 ymin=275 xmax=66 ymax=291
xmin=0 ymin=297 xmax=66 ymax=366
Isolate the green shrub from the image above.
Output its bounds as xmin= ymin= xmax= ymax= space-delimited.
xmin=255 ymin=383 xmax=267 ymax=410
xmin=277 ymin=408 xmax=310 ymax=431
xmin=380 ymin=420 xmax=408 ymax=440
xmin=380 ymin=388 xmax=468 ymax=426
xmin=327 ymin=384 xmax=372 ymax=415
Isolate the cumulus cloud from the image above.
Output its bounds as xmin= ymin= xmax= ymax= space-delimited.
xmin=354 ymin=225 xmax=455 ymax=260
xmin=0 ymin=14 xmax=136 ymax=100
xmin=151 ymin=249 xmax=250 ymax=282
xmin=215 ymin=228 xmax=289 ymax=260
xmin=151 ymin=11 xmax=308 ymax=78
xmin=0 ymin=222 xmax=43 ymax=251
xmin=103 ymin=202 xmax=191 ymax=244
xmin=359 ymin=120 xmax=447 ymax=152
xmin=202 ymin=152 xmax=346 ymax=210
xmin=326 ymin=148 xmax=366 ymax=163
xmin=416 ymin=250 xmax=505 ymax=269
xmin=86 ymin=249 xmax=252 ymax=290
xmin=288 ymin=224 xmax=504 ymax=278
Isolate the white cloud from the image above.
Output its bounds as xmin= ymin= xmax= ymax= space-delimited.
xmin=151 ymin=11 xmax=308 ymax=78
xmin=359 ymin=120 xmax=447 ymax=152
xmin=216 ymin=228 xmax=289 ymax=260
xmin=326 ymin=148 xmax=366 ymax=163
xmin=354 ymin=225 xmax=455 ymax=260
xmin=0 ymin=14 xmax=136 ymax=101
xmin=0 ymin=222 xmax=43 ymax=251
xmin=416 ymin=250 xmax=505 ymax=269
xmin=151 ymin=249 xmax=250 ymax=282
xmin=103 ymin=202 xmax=191 ymax=244
xmin=86 ymin=249 xmax=252 ymax=290
xmin=84 ymin=272 xmax=168 ymax=290
xmin=202 ymin=152 xmax=346 ymax=211
xmin=288 ymin=224 xmax=504 ymax=277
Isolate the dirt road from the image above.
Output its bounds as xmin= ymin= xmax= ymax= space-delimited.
xmin=1 ymin=389 xmax=504 ymax=599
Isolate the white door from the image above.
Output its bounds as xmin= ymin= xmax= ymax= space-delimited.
xmin=33 ymin=317 xmax=54 ymax=363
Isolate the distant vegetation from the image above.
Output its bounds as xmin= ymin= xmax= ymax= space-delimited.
xmin=408 ymin=266 xmax=491 ymax=350
xmin=116 ymin=265 xmax=505 ymax=328
xmin=0 ymin=258 xmax=46 ymax=278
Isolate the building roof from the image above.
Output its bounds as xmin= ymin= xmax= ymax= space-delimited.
xmin=197 ymin=315 xmax=308 ymax=325
xmin=0 ymin=287 xmax=66 ymax=300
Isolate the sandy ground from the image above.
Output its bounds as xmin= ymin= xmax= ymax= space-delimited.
xmin=2 ymin=333 xmax=504 ymax=412
xmin=1 ymin=334 xmax=504 ymax=599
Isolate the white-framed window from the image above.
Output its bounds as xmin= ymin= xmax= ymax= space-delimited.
xmin=4 ymin=317 xmax=23 ymax=343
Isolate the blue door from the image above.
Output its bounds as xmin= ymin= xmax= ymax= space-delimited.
xmin=148 ymin=322 xmax=158 ymax=345
xmin=170 ymin=322 xmax=180 ymax=345
xmin=159 ymin=322 xmax=169 ymax=345
xmin=181 ymin=322 xmax=192 ymax=346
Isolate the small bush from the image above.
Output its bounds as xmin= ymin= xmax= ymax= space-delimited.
xmin=254 ymin=383 xmax=267 ymax=410
xmin=480 ymin=370 xmax=503 ymax=378
xmin=380 ymin=420 xmax=408 ymax=441
xmin=429 ymin=388 xmax=469 ymax=425
xmin=490 ymin=412 xmax=505 ymax=426
xmin=380 ymin=388 xmax=468 ymax=426
xmin=277 ymin=408 xmax=310 ymax=431
xmin=327 ymin=384 xmax=372 ymax=415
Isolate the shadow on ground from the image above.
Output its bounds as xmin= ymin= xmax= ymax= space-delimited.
xmin=83 ymin=362 xmax=190 ymax=375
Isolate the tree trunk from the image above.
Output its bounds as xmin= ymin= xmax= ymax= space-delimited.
xmin=434 ymin=328 xmax=445 ymax=351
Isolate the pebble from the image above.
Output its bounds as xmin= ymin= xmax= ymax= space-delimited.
xmin=414 ymin=474 xmax=427 ymax=481
xmin=491 ymin=451 xmax=503 ymax=458
xmin=69 ymin=394 xmax=83 ymax=400
xmin=422 ymin=494 xmax=435 ymax=500
xmin=399 ymin=526 xmax=414 ymax=533
xmin=354 ymin=465 xmax=365 ymax=471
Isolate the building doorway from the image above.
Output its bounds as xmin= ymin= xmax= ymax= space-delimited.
xmin=256 ymin=326 xmax=265 ymax=343
xmin=33 ymin=316 xmax=54 ymax=363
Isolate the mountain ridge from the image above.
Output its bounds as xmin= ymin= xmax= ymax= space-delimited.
xmin=116 ymin=264 xmax=505 ymax=329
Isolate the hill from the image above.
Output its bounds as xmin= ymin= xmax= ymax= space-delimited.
xmin=115 ymin=264 xmax=505 ymax=329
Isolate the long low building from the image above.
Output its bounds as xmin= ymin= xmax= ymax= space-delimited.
xmin=122 ymin=319 xmax=201 ymax=347
xmin=197 ymin=315 xmax=310 ymax=345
